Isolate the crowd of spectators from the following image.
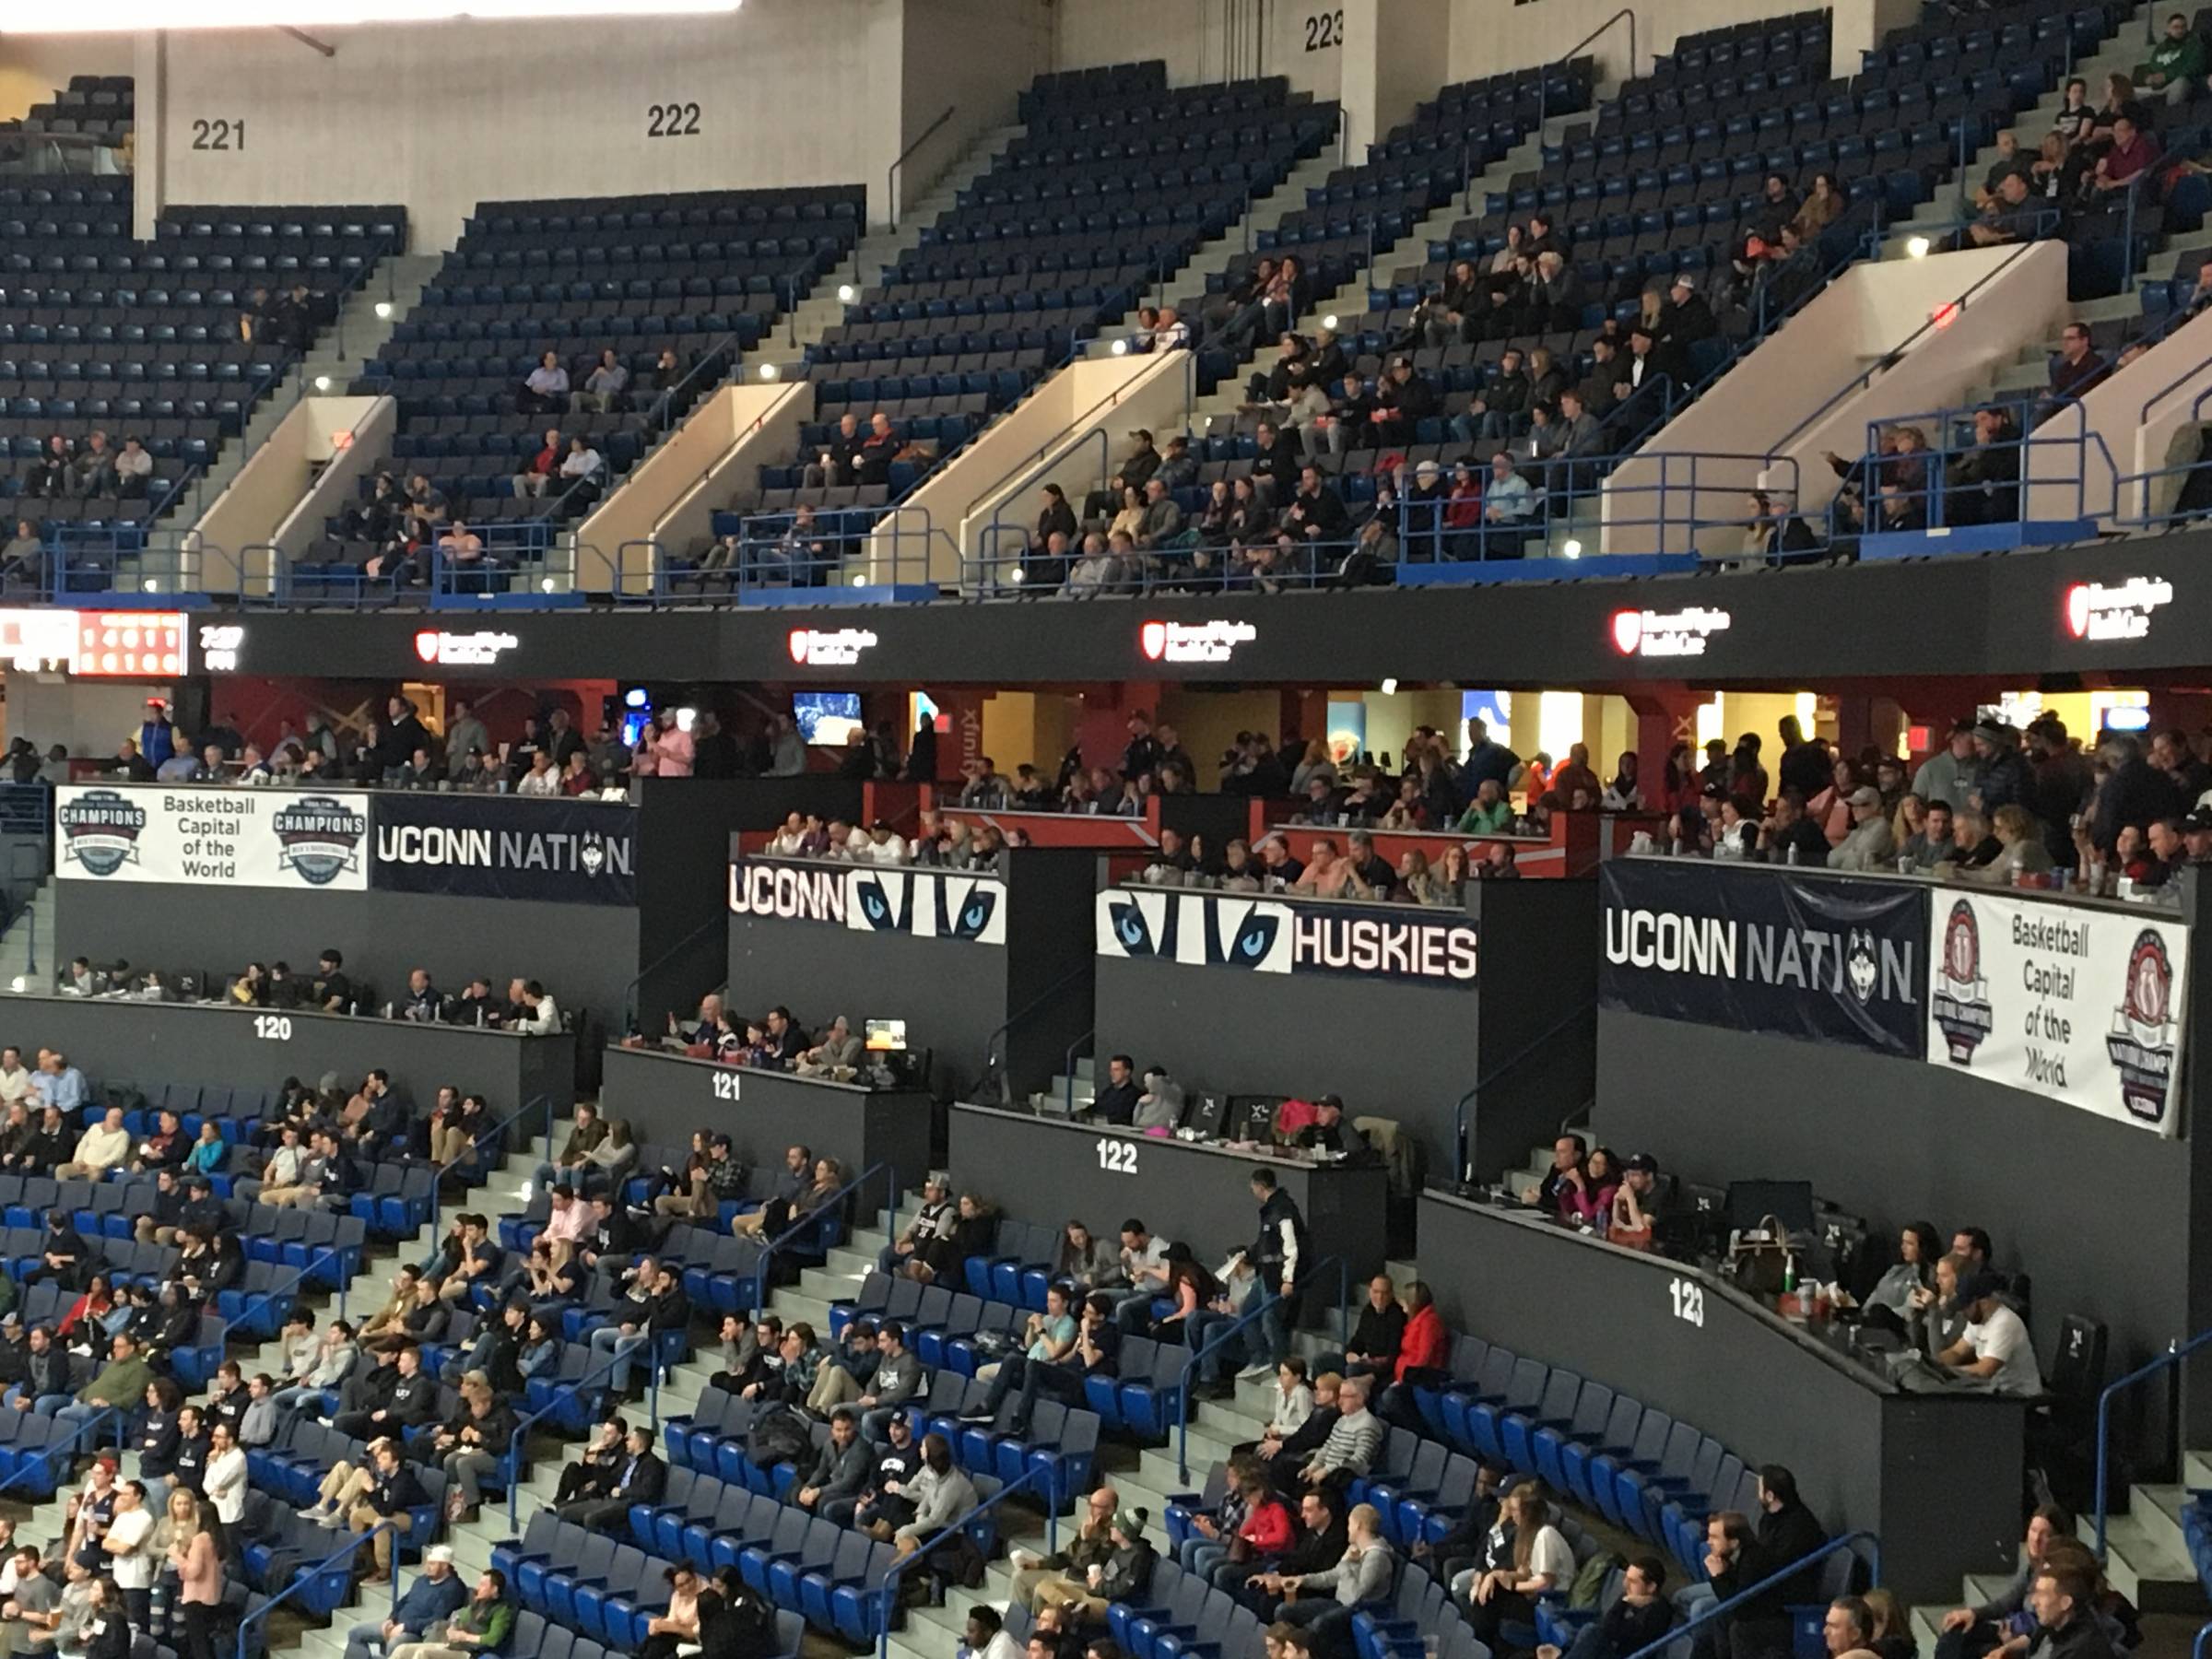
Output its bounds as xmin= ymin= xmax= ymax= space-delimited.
xmin=1651 ymin=711 xmax=2212 ymax=891
xmin=649 ymin=997 xmax=867 ymax=1082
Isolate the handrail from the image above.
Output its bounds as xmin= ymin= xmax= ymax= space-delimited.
xmin=236 ymin=1521 xmax=401 ymax=1659
xmin=1545 ymin=10 xmax=1636 ymax=126
xmin=216 ymin=1246 xmax=343 ymax=1350
xmin=1060 ymin=1027 xmax=1097 ymax=1116
xmin=1453 ymin=996 xmax=1598 ymax=1185
xmin=623 ymin=913 xmax=732 ymax=1036
xmin=505 ymin=1342 xmax=656 ymax=1527
xmin=429 ymin=1091 xmax=554 ymax=1237
xmin=650 ymin=327 xmax=743 ymax=430
xmin=0 ymin=1404 xmax=123 ymax=1501
xmin=977 ymin=962 xmax=1092 ymax=1098
xmin=2094 ymin=1324 xmax=2212 ymax=1555
xmin=874 ymin=1463 xmax=1059 ymax=1658
xmin=888 ymin=105 xmax=959 ymax=231
xmin=1175 ymin=1254 xmax=1347 ymax=1481
xmin=756 ymin=1160 xmax=894 ymax=1317
xmin=1616 ymin=1532 xmax=1880 ymax=1659
xmin=1766 ymin=234 xmax=2046 ymax=460
xmin=2194 ymin=1618 xmax=2212 ymax=1659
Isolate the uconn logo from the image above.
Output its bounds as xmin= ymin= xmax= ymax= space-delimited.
xmin=1098 ymin=889 xmax=1477 ymax=982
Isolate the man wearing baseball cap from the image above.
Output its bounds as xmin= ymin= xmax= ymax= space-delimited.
xmin=1826 ymin=786 xmax=1897 ymax=872
xmin=1298 ymin=1096 xmax=1369 ymax=1163
xmin=346 ymin=1544 xmax=466 ymax=1659
xmin=1936 ymin=1273 xmax=2042 ymax=1395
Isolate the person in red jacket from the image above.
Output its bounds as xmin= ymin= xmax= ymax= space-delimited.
xmin=1377 ymin=1281 xmax=1451 ymax=1431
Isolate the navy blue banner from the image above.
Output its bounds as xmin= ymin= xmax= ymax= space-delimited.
xmin=371 ymin=794 xmax=637 ymax=906
xmin=1600 ymin=859 xmax=1928 ymax=1055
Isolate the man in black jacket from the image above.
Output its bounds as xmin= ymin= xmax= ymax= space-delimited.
xmin=1712 ymin=1467 xmax=1826 ymax=1659
xmin=560 ymin=1426 xmax=665 ymax=1532
xmin=2023 ymin=1564 xmax=2116 ymax=1659
xmin=1416 ymin=1462 xmax=1503 ymax=1589
xmin=1240 ymin=1489 xmax=1346 ymax=1617
xmin=346 ymin=1438 xmax=430 ymax=1583
xmin=793 ymin=1408 xmax=872 ymax=1515
xmin=1340 ymin=1278 xmax=1407 ymax=1382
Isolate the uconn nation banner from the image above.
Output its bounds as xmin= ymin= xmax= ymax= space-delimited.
xmin=727 ymin=859 xmax=1008 ymax=946
xmin=371 ymin=795 xmax=637 ymax=906
xmin=1599 ymin=860 xmax=1927 ymax=1055
xmin=1929 ymin=891 xmax=2187 ymax=1137
xmin=1094 ymin=887 xmax=1478 ymax=984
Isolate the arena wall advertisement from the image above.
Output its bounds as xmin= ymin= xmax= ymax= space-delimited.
xmin=53 ymin=785 xmax=638 ymax=906
xmin=726 ymin=858 xmax=1009 ymax=946
xmin=55 ymin=785 xmax=372 ymax=890
xmin=1599 ymin=860 xmax=1926 ymax=1055
xmin=1093 ymin=886 xmax=1479 ymax=984
xmin=1928 ymin=892 xmax=2188 ymax=1137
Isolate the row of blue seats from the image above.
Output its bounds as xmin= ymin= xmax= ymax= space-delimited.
xmin=846 ymin=282 xmax=1142 ymax=324
xmin=1018 ymin=58 xmax=1166 ymax=120
xmin=990 ymin=131 xmax=1326 ymax=180
xmin=666 ymin=1379 xmax=1100 ymax=1511
xmin=437 ymin=241 xmax=847 ymax=276
xmin=972 ymin=159 xmax=1311 ymax=206
xmin=1025 ymin=82 xmax=1297 ymax=135
xmin=248 ymin=1415 xmax=450 ymax=1555
xmin=464 ymin=198 xmax=861 ymax=237
xmin=631 ymin=1461 xmax=1006 ymax=1590
xmin=494 ymin=1516 xmax=815 ymax=1653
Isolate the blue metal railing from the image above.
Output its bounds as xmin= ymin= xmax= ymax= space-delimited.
xmin=2093 ymin=1325 xmax=2212 ymax=1556
xmin=1766 ymin=230 xmax=2048 ymax=462
xmin=757 ymin=1161 xmax=895 ymax=1318
xmin=0 ymin=1404 xmax=124 ymax=1500
xmin=875 ymin=1464 xmax=1058 ymax=1659
xmin=216 ymin=1247 xmax=346 ymax=1352
xmin=1175 ymin=1254 xmax=1347 ymax=1482
xmin=1617 ymin=1533 xmax=1882 ymax=1659
xmin=236 ymin=1521 xmax=401 ymax=1659
xmin=428 ymin=1092 xmax=553 ymax=1238
xmin=505 ymin=1343 xmax=656 ymax=1528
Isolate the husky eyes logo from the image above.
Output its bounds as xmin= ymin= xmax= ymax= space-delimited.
xmin=579 ymin=838 xmax=607 ymax=877
xmin=57 ymin=789 xmax=147 ymax=877
xmin=272 ymin=795 xmax=367 ymax=887
xmin=1846 ymin=928 xmax=1877 ymax=1004
xmin=1105 ymin=896 xmax=1168 ymax=958
xmin=2109 ymin=929 xmax=2180 ymax=1124
xmin=939 ymin=883 xmax=998 ymax=942
xmin=1931 ymin=900 xmax=1994 ymax=1065
xmin=853 ymin=874 xmax=908 ymax=932
xmin=1206 ymin=904 xmax=1281 ymax=970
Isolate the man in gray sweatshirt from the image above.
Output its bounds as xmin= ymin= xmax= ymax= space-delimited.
xmin=1279 ymin=1500 xmax=1395 ymax=1651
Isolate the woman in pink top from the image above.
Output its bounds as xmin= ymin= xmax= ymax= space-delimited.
xmin=170 ymin=1491 xmax=222 ymax=1659
xmin=1804 ymin=758 xmax=1861 ymax=846
xmin=1559 ymin=1147 xmax=1621 ymax=1228
xmin=651 ymin=709 xmax=696 ymax=778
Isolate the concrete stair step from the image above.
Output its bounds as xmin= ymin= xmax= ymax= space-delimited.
xmin=2125 ymin=1482 xmax=2192 ymax=1559
xmin=2086 ymin=1512 xmax=2207 ymax=1612
xmin=799 ymin=1263 xmax=868 ymax=1300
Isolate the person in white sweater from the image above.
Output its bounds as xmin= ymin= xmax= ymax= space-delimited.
xmin=56 ymin=1108 xmax=129 ymax=1181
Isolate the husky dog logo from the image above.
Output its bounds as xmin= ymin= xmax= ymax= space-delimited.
xmin=272 ymin=795 xmax=367 ymax=887
xmin=579 ymin=837 xmax=607 ymax=877
xmin=57 ymin=790 xmax=147 ymax=877
xmin=1846 ymin=928 xmax=1878 ymax=1004
xmin=2108 ymin=928 xmax=2180 ymax=1125
xmin=1931 ymin=900 xmax=1994 ymax=1065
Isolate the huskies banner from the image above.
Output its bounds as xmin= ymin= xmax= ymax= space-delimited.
xmin=727 ymin=860 xmax=1007 ymax=945
xmin=57 ymin=785 xmax=372 ymax=890
xmin=1599 ymin=860 xmax=1926 ymax=1055
xmin=371 ymin=795 xmax=637 ymax=906
xmin=1094 ymin=888 xmax=1479 ymax=984
xmin=1928 ymin=893 xmax=2187 ymax=1136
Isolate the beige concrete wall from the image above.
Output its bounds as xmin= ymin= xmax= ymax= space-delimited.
xmin=573 ymin=382 xmax=808 ymax=594
xmin=196 ymin=394 xmax=392 ymax=594
xmin=1603 ymin=241 xmax=2066 ymax=556
xmin=864 ymin=350 xmax=1194 ymax=585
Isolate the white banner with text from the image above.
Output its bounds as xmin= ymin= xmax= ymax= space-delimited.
xmin=1927 ymin=891 xmax=2187 ymax=1136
